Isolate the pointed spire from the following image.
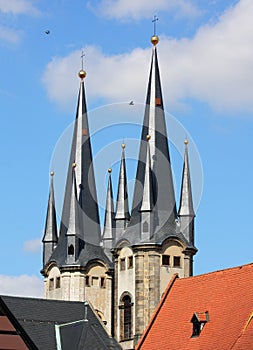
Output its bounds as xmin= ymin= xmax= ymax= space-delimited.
xmin=42 ymin=172 xmax=58 ymax=266
xmin=115 ymin=144 xmax=130 ymax=221
xmin=178 ymin=140 xmax=195 ymax=217
xmin=140 ymin=135 xmax=154 ymax=212
xmin=102 ymin=169 xmax=115 ymax=251
xmin=127 ymin=36 xmax=177 ymax=242
xmin=60 ymin=69 xmax=101 ymax=246
xmin=178 ymin=140 xmax=195 ymax=245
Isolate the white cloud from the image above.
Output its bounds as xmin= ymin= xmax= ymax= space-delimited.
xmin=0 ymin=275 xmax=43 ymax=298
xmin=23 ymin=238 xmax=41 ymax=253
xmin=0 ymin=0 xmax=39 ymax=16
xmin=42 ymin=0 xmax=253 ymax=114
xmin=0 ymin=26 xmax=21 ymax=43
xmin=88 ymin=0 xmax=201 ymax=21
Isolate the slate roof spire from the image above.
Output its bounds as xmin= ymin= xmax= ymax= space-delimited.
xmin=125 ymin=35 xmax=177 ymax=243
xmin=102 ymin=168 xmax=115 ymax=252
xmin=140 ymin=135 xmax=154 ymax=213
xmin=115 ymin=144 xmax=130 ymax=240
xmin=42 ymin=172 xmax=58 ymax=266
xmin=60 ymin=69 xmax=101 ymax=246
xmin=178 ymin=139 xmax=195 ymax=244
xmin=66 ymin=164 xmax=82 ymax=263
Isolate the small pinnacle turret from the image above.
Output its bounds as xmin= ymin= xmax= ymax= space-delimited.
xmin=115 ymin=144 xmax=130 ymax=241
xmin=178 ymin=139 xmax=195 ymax=244
xmin=140 ymin=135 xmax=154 ymax=241
xmin=140 ymin=135 xmax=154 ymax=212
xmin=42 ymin=172 xmax=58 ymax=266
xmin=102 ymin=169 xmax=115 ymax=253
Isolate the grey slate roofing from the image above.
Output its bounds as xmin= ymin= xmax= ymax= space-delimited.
xmin=115 ymin=146 xmax=130 ymax=221
xmin=59 ymin=79 xmax=101 ymax=246
xmin=42 ymin=174 xmax=57 ymax=244
xmin=0 ymin=295 xmax=121 ymax=350
xmin=47 ymin=233 xmax=111 ymax=268
xmin=102 ymin=172 xmax=115 ymax=241
xmin=44 ymin=77 xmax=110 ymax=270
xmin=178 ymin=141 xmax=195 ymax=217
xmin=122 ymin=43 xmax=182 ymax=246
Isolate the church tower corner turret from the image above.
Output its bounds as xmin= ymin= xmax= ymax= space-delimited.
xmin=178 ymin=139 xmax=195 ymax=246
xmin=42 ymin=171 xmax=58 ymax=267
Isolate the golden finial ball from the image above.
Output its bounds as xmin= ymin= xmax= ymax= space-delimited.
xmin=108 ymin=168 xmax=112 ymax=173
xmin=50 ymin=171 xmax=54 ymax=176
xmin=78 ymin=69 xmax=86 ymax=79
xmin=122 ymin=143 xmax=126 ymax=149
xmin=146 ymin=134 xmax=151 ymax=141
xmin=184 ymin=139 xmax=189 ymax=145
xmin=72 ymin=162 xmax=77 ymax=168
xmin=151 ymin=35 xmax=159 ymax=45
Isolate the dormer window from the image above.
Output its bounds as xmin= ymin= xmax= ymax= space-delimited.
xmin=191 ymin=311 xmax=209 ymax=337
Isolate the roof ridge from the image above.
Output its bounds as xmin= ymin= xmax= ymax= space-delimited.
xmin=0 ymin=295 xmax=85 ymax=305
xmin=176 ymin=262 xmax=253 ymax=283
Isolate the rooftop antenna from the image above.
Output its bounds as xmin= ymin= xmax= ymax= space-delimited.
xmin=152 ymin=15 xmax=158 ymax=36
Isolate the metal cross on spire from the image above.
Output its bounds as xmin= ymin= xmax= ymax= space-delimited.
xmin=152 ymin=15 xmax=158 ymax=35
xmin=81 ymin=50 xmax=85 ymax=70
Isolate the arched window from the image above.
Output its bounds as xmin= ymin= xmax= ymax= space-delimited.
xmin=68 ymin=244 xmax=74 ymax=255
xmin=122 ymin=295 xmax=132 ymax=339
xmin=143 ymin=221 xmax=149 ymax=232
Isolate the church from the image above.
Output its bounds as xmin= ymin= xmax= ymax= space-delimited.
xmin=41 ymin=34 xmax=197 ymax=350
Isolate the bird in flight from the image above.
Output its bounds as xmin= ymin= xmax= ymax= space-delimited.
xmin=45 ymin=30 xmax=50 ymax=35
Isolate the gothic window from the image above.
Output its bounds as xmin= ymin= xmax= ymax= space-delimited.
xmin=49 ymin=278 xmax=54 ymax=291
xmin=162 ymin=255 xmax=170 ymax=266
xmin=120 ymin=258 xmax=126 ymax=271
xmin=92 ymin=276 xmax=99 ymax=286
xmin=55 ymin=277 xmax=61 ymax=289
xmin=85 ymin=275 xmax=90 ymax=286
xmin=128 ymin=256 xmax=133 ymax=269
xmin=123 ymin=295 xmax=132 ymax=340
xmin=143 ymin=222 xmax=149 ymax=232
xmin=173 ymin=256 xmax=181 ymax=267
xmin=68 ymin=244 xmax=74 ymax=255
xmin=100 ymin=277 xmax=106 ymax=288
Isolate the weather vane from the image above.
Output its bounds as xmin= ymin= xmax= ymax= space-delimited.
xmin=152 ymin=15 xmax=158 ymax=36
xmin=81 ymin=50 xmax=85 ymax=70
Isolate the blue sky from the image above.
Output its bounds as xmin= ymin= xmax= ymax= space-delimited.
xmin=0 ymin=0 xmax=252 ymax=297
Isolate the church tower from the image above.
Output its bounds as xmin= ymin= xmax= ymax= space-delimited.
xmin=41 ymin=34 xmax=197 ymax=350
xmin=112 ymin=35 xmax=197 ymax=349
xmin=41 ymin=68 xmax=113 ymax=332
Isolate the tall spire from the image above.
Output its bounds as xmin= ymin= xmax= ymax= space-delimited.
xmin=178 ymin=139 xmax=195 ymax=244
xmin=102 ymin=169 xmax=115 ymax=252
xmin=60 ymin=68 xmax=101 ymax=246
xmin=115 ymin=144 xmax=130 ymax=240
xmin=126 ymin=35 xmax=177 ymax=243
xmin=42 ymin=172 xmax=58 ymax=266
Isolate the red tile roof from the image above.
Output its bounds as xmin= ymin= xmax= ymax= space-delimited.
xmin=136 ymin=263 xmax=253 ymax=350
